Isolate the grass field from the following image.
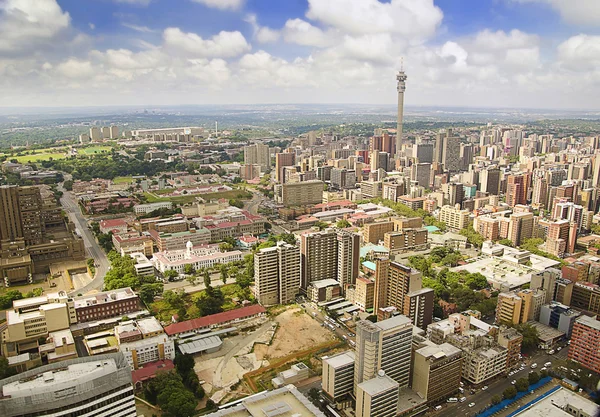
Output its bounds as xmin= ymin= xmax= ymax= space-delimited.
xmin=81 ymin=146 xmax=112 ymax=155
xmin=113 ymin=176 xmax=133 ymax=184
xmin=14 ymin=152 xmax=67 ymax=163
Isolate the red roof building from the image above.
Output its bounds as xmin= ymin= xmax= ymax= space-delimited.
xmin=164 ymin=304 xmax=267 ymax=336
xmin=131 ymin=360 xmax=175 ymax=388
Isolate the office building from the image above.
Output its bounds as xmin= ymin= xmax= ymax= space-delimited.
xmin=243 ymin=143 xmax=270 ymax=172
xmin=73 ymin=287 xmax=142 ymax=323
xmin=480 ymin=168 xmax=500 ymax=195
xmin=545 ymin=219 xmax=570 ymax=257
xmin=568 ymin=315 xmax=600 ymax=374
xmin=322 ymin=351 xmax=355 ymax=401
xmin=506 ymin=173 xmax=530 ymax=207
xmin=411 ymin=163 xmax=431 ymax=188
xmin=442 ymin=134 xmax=461 ymax=172
xmin=530 ymin=268 xmax=560 ymax=304
xmin=354 ymin=315 xmax=413 ymax=389
xmin=404 ymin=288 xmax=434 ymax=329
xmin=275 ymin=152 xmax=295 ymax=183
xmin=438 ymin=205 xmax=470 ymax=231
xmin=360 ymin=181 xmax=383 ymax=199
xmin=496 ymin=289 xmax=545 ymax=325
xmin=275 ymin=180 xmax=324 ymax=207
xmin=355 ymin=372 xmax=399 ymax=417
xmin=443 ymin=182 xmax=464 ymax=207
xmin=412 ymin=343 xmax=462 ymax=404
xmin=374 ymin=259 xmax=422 ymax=319
xmin=0 ymin=353 xmax=136 ymax=417
xmin=539 ymin=302 xmax=581 ymax=338
xmin=300 ymin=229 xmax=338 ymax=290
xmin=336 ymin=230 xmax=360 ymax=290
xmin=414 ymin=142 xmax=434 ymax=163
xmin=331 ymin=168 xmax=357 ymax=190
xmin=254 ymin=242 xmax=300 ymax=305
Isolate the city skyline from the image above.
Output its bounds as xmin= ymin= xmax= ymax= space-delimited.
xmin=1 ymin=0 xmax=600 ymax=109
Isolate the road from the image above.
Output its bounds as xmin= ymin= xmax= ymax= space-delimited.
xmin=58 ymin=180 xmax=109 ymax=295
xmin=438 ymin=349 xmax=566 ymax=417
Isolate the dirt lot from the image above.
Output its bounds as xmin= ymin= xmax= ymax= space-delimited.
xmin=254 ymin=307 xmax=334 ymax=360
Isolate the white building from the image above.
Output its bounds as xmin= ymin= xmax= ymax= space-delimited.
xmin=119 ymin=334 xmax=175 ymax=370
xmin=129 ymin=252 xmax=155 ymax=277
xmin=152 ymin=242 xmax=242 ymax=274
xmin=133 ymin=201 xmax=173 ymax=214
xmin=0 ymin=353 xmax=136 ymax=417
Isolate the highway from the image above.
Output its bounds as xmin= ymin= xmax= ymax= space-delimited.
xmin=58 ymin=180 xmax=109 ymax=295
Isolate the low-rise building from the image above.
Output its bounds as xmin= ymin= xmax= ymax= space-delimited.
xmin=497 ymin=326 xmax=523 ymax=371
xmin=73 ymin=287 xmax=142 ymax=323
xmin=113 ymin=231 xmax=154 ymax=256
xmin=412 ymin=342 xmax=463 ymax=404
xmin=134 ymin=201 xmax=173 ymax=214
xmin=355 ymin=372 xmax=399 ymax=417
xmin=539 ymin=302 xmax=581 ymax=338
xmin=99 ymin=218 xmax=128 ymax=234
xmin=322 ymin=351 xmax=355 ymax=401
xmin=150 ymin=228 xmax=211 ymax=251
xmin=152 ymin=243 xmax=243 ymax=274
xmin=307 ymin=278 xmax=342 ymax=303
xmin=446 ymin=331 xmax=507 ymax=385
xmin=271 ymin=362 xmax=310 ymax=388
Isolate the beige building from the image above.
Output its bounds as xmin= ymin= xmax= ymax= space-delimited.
xmin=447 ymin=332 xmax=507 ymax=384
xmin=300 ymin=229 xmax=338 ymax=291
xmin=412 ymin=342 xmax=463 ymax=404
xmin=383 ymin=228 xmax=428 ymax=252
xmin=363 ymin=221 xmax=394 ymax=244
xmin=276 ymin=180 xmax=324 ymax=207
xmin=355 ymin=372 xmax=399 ymax=417
xmin=243 ymin=143 xmax=270 ymax=172
xmin=438 ymin=204 xmax=470 ymax=231
xmin=373 ymin=259 xmax=422 ymax=320
xmin=497 ymin=326 xmax=523 ymax=370
xmin=322 ymin=350 xmax=355 ymax=401
xmin=348 ymin=277 xmax=375 ymax=311
xmin=254 ymin=242 xmax=300 ymax=305
xmin=496 ymin=289 xmax=546 ymax=325
xmin=508 ymin=212 xmax=534 ymax=246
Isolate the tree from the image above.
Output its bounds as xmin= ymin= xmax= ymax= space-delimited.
xmin=528 ymin=371 xmax=540 ymax=385
xmin=498 ymin=239 xmax=514 ymax=247
xmin=336 ymin=219 xmax=351 ymax=229
xmin=540 ymin=369 xmax=549 ymax=378
xmin=503 ymin=386 xmax=517 ymax=400
xmin=164 ymin=270 xmax=179 ymax=282
xmin=0 ymin=356 xmax=16 ymax=380
xmin=63 ymin=179 xmax=73 ymax=191
xmin=219 ymin=264 xmax=228 ymax=284
xmin=465 ymin=272 xmax=489 ymax=290
xmin=515 ymin=377 xmax=529 ymax=392
xmin=307 ymin=387 xmax=320 ymax=405
xmin=314 ymin=221 xmax=328 ymax=231
xmin=139 ymin=283 xmax=164 ymax=304
xmin=196 ymin=286 xmax=225 ymax=316
xmin=203 ymin=269 xmax=211 ymax=288
xmin=491 ymin=394 xmax=502 ymax=405
xmin=174 ymin=354 xmax=195 ymax=375
xmin=183 ymin=264 xmax=195 ymax=275
xmin=0 ymin=290 xmax=23 ymax=309
xmin=163 ymin=290 xmax=185 ymax=310
xmin=219 ymin=242 xmax=234 ymax=252
xmin=460 ymin=226 xmax=484 ymax=248
xmin=515 ymin=323 xmax=540 ymax=353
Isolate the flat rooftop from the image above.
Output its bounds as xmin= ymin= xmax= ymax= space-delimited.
xmin=513 ymin=387 xmax=599 ymax=417
xmin=357 ymin=374 xmax=399 ymax=396
xmin=73 ymin=287 xmax=137 ymax=309
xmin=323 ymin=350 xmax=355 ymax=369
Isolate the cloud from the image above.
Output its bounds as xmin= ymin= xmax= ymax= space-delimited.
xmin=89 ymin=23 xmax=95 ymax=30
xmin=56 ymin=58 xmax=94 ymax=79
xmin=191 ymin=0 xmax=244 ymax=11
xmin=306 ymin=0 xmax=443 ymax=39
xmin=244 ymin=13 xmax=279 ymax=43
xmin=163 ymin=27 xmax=251 ymax=58
xmin=512 ymin=0 xmax=600 ymax=26
xmin=282 ymin=19 xmax=333 ymax=47
xmin=113 ymin=0 xmax=152 ymax=6
xmin=557 ymin=34 xmax=600 ymax=70
xmin=121 ymin=22 xmax=155 ymax=33
xmin=0 ymin=0 xmax=71 ymax=53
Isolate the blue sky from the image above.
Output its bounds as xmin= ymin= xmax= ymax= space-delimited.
xmin=1 ymin=0 xmax=600 ymax=108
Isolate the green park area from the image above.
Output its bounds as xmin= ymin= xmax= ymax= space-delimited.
xmin=81 ymin=146 xmax=112 ymax=155
xmin=14 ymin=151 xmax=67 ymax=163
xmin=113 ymin=176 xmax=134 ymax=184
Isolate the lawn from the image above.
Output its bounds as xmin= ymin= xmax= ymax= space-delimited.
xmin=14 ymin=152 xmax=67 ymax=163
xmin=82 ymin=146 xmax=112 ymax=155
xmin=113 ymin=176 xmax=133 ymax=184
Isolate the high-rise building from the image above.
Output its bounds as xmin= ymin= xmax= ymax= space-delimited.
xmin=354 ymin=315 xmax=413 ymax=389
xmin=109 ymin=125 xmax=119 ymax=139
xmin=322 ymin=350 xmax=355 ymax=401
xmin=433 ymin=130 xmax=446 ymax=164
xmin=438 ymin=204 xmax=470 ymax=231
xmin=568 ymin=315 xmax=600 ymax=374
xmin=300 ymin=229 xmax=338 ymax=291
xmin=254 ymin=242 xmax=300 ymax=305
xmin=460 ymin=143 xmax=473 ymax=171
xmin=496 ymin=289 xmax=545 ymax=325
xmin=363 ymin=221 xmax=394 ymax=244
xmin=101 ymin=126 xmax=110 ymax=139
xmin=336 ymin=231 xmax=360 ymax=291
xmin=412 ymin=343 xmax=462 ymax=404
xmin=404 ymin=288 xmax=434 ymax=329
xmin=275 ymin=180 xmax=324 ymax=206
xmin=506 ymin=173 xmax=530 ymax=207
xmin=497 ymin=326 xmax=523 ymax=371
xmin=89 ymin=126 xmax=101 ymax=141
xmin=442 ymin=135 xmax=461 ymax=172
xmin=373 ymin=259 xmax=422 ymax=319
xmin=411 ymin=163 xmax=431 ymax=188
xmin=414 ymin=142 xmax=434 ymax=163
xmin=508 ymin=212 xmax=534 ymax=246
xmin=545 ymin=219 xmax=570 ymax=257
xmin=443 ymin=182 xmax=464 ymax=207
xmin=275 ymin=152 xmax=295 ymax=183
xmin=0 ymin=353 xmax=136 ymax=417
xmin=530 ymin=268 xmax=560 ymax=304
xmin=244 ymin=143 xmax=270 ymax=172
xmin=331 ymin=168 xmax=357 ymax=190
xmin=480 ymin=168 xmax=500 ymax=195
xmin=396 ymin=69 xmax=407 ymax=159
xmin=355 ymin=372 xmax=399 ymax=417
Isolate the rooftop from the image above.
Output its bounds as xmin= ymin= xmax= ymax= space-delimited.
xmin=164 ymin=304 xmax=266 ymax=336
xmin=73 ymin=287 xmax=137 ymax=309
xmin=575 ymin=315 xmax=600 ymax=331
xmin=323 ymin=350 xmax=355 ymax=369
xmin=513 ymin=387 xmax=599 ymax=417
xmin=309 ymin=278 xmax=340 ymax=289
xmin=357 ymin=373 xmax=399 ymax=396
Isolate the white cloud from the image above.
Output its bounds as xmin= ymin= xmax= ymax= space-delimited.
xmin=282 ymin=19 xmax=332 ymax=47
xmin=244 ymin=13 xmax=279 ymax=43
xmin=121 ymin=22 xmax=155 ymax=33
xmin=557 ymin=34 xmax=600 ymax=70
xmin=472 ymin=29 xmax=539 ymax=50
xmin=56 ymin=58 xmax=94 ymax=79
xmin=163 ymin=27 xmax=251 ymax=58
xmin=0 ymin=0 xmax=71 ymax=53
xmin=89 ymin=23 xmax=95 ymax=30
xmin=306 ymin=0 xmax=443 ymax=39
xmin=512 ymin=0 xmax=600 ymax=26
xmin=191 ymin=0 xmax=244 ymax=11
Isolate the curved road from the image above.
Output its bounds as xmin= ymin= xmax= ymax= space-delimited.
xmin=58 ymin=181 xmax=109 ymax=295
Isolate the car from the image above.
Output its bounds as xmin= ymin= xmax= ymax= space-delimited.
xmin=459 ymin=388 xmax=464 ymax=393
xmin=460 ymin=382 xmax=464 ymax=386
xmin=568 ymin=340 xmax=571 ymax=345
xmin=447 ymin=398 xmax=458 ymax=403
xmin=435 ymin=406 xmax=443 ymax=411
xmin=482 ymin=386 xmax=488 ymax=391
xmin=531 ymin=363 xmax=538 ymax=369
xmin=557 ymin=347 xmax=562 ymax=351
xmin=541 ymin=367 xmax=547 ymax=372
xmin=511 ymin=380 xmax=516 ymax=385
xmin=460 ymin=397 xmax=467 ymax=403
xmin=544 ymin=362 xmax=552 ymax=367
xmin=469 ymin=403 xmax=476 ymax=408
xmin=548 ymin=350 xmax=555 ymax=354
xmin=348 ymin=333 xmax=355 ymax=337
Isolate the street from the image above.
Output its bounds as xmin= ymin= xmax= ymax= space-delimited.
xmin=58 ymin=180 xmax=109 ymax=295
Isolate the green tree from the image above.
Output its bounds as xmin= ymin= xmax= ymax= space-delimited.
xmin=174 ymin=354 xmax=195 ymax=375
xmin=203 ymin=269 xmax=211 ymax=288
xmin=139 ymin=283 xmax=164 ymax=304
xmin=276 ymin=233 xmax=297 ymax=245
xmin=219 ymin=242 xmax=234 ymax=252
xmin=164 ymin=270 xmax=179 ymax=282
xmin=497 ymin=239 xmax=514 ymax=247
xmin=491 ymin=394 xmax=502 ymax=405
xmin=528 ymin=371 xmax=540 ymax=385
xmin=515 ymin=323 xmax=540 ymax=353
xmin=503 ymin=386 xmax=517 ymax=400
xmin=63 ymin=179 xmax=73 ymax=191
xmin=0 ymin=356 xmax=17 ymax=380
xmin=515 ymin=377 xmax=529 ymax=392
xmin=465 ymin=272 xmax=489 ymax=290
xmin=183 ymin=264 xmax=195 ymax=275
xmin=460 ymin=226 xmax=484 ymax=248
xmin=336 ymin=219 xmax=351 ymax=228
xmin=196 ymin=286 xmax=225 ymax=316
xmin=0 ymin=290 xmax=23 ymax=309
xmin=163 ymin=290 xmax=185 ymax=309
xmin=314 ymin=221 xmax=328 ymax=231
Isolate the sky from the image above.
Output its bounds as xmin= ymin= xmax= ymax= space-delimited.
xmin=1 ymin=0 xmax=600 ymax=109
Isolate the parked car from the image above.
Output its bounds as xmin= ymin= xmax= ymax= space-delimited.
xmin=469 ymin=403 xmax=476 ymax=408
xmin=511 ymin=380 xmax=516 ymax=385
xmin=460 ymin=397 xmax=467 ymax=403
xmin=482 ymin=386 xmax=488 ymax=391
xmin=447 ymin=398 xmax=458 ymax=403
xmin=548 ymin=350 xmax=555 ymax=354
xmin=435 ymin=406 xmax=443 ymax=411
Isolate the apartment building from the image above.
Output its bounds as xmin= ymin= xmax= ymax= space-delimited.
xmin=254 ymin=242 xmax=301 ymax=305
xmin=322 ymin=350 xmax=355 ymax=401
xmin=347 ymin=277 xmax=375 ymax=312
xmin=412 ymin=343 xmax=463 ymax=404
xmin=496 ymin=289 xmax=546 ymax=325
xmin=373 ymin=259 xmax=422 ymax=320
xmin=570 ymin=282 xmax=600 ymax=315
xmin=383 ymin=228 xmax=428 ymax=252
xmin=112 ymin=232 xmax=154 ymax=256
xmin=447 ymin=333 xmax=507 ymax=384
xmin=497 ymin=326 xmax=523 ymax=370
xmin=300 ymin=229 xmax=338 ymax=291
xmin=275 ymin=180 xmax=324 ymax=207
xmin=243 ymin=143 xmax=270 ymax=172
xmin=354 ymin=315 xmax=413 ymax=389
xmin=336 ymin=230 xmax=360 ymax=290
xmin=363 ymin=220 xmax=394 ymax=244
xmin=404 ymin=288 xmax=435 ymax=329
xmin=568 ymin=315 xmax=600 ymax=374
xmin=438 ymin=204 xmax=470 ymax=231
xmin=355 ymin=373 xmax=399 ymax=417
xmin=0 ymin=353 xmax=136 ymax=417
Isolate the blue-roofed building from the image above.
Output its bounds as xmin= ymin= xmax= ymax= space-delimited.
xmin=362 ymin=261 xmax=376 ymax=273
xmin=425 ymin=225 xmax=440 ymax=233
xmin=360 ymin=244 xmax=389 ymax=258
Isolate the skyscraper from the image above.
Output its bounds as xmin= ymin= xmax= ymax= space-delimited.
xmin=404 ymin=288 xmax=434 ymax=329
xmin=373 ymin=259 xmax=422 ymax=320
xmin=244 ymin=143 xmax=270 ymax=172
xmin=275 ymin=152 xmax=295 ymax=183
xmin=300 ymin=229 xmax=338 ymax=291
xmin=507 ymin=212 xmax=534 ymax=246
xmin=506 ymin=173 xmax=530 ymax=207
xmin=254 ymin=241 xmax=301 ymax=305
xmin=354 ymin=315 xmax=413 ymax=390
xmin=442 ymin=134 xmax=461 ymax=172
xmin=336 ymin=231 xmax=360 ymax=291
xmin=480 ymin=168 xmax=500 ymax=195
xmin=411 ymin=163 xmax=431 ymax=188
xmin=396 ymin=69 xmax=407 ymax=159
